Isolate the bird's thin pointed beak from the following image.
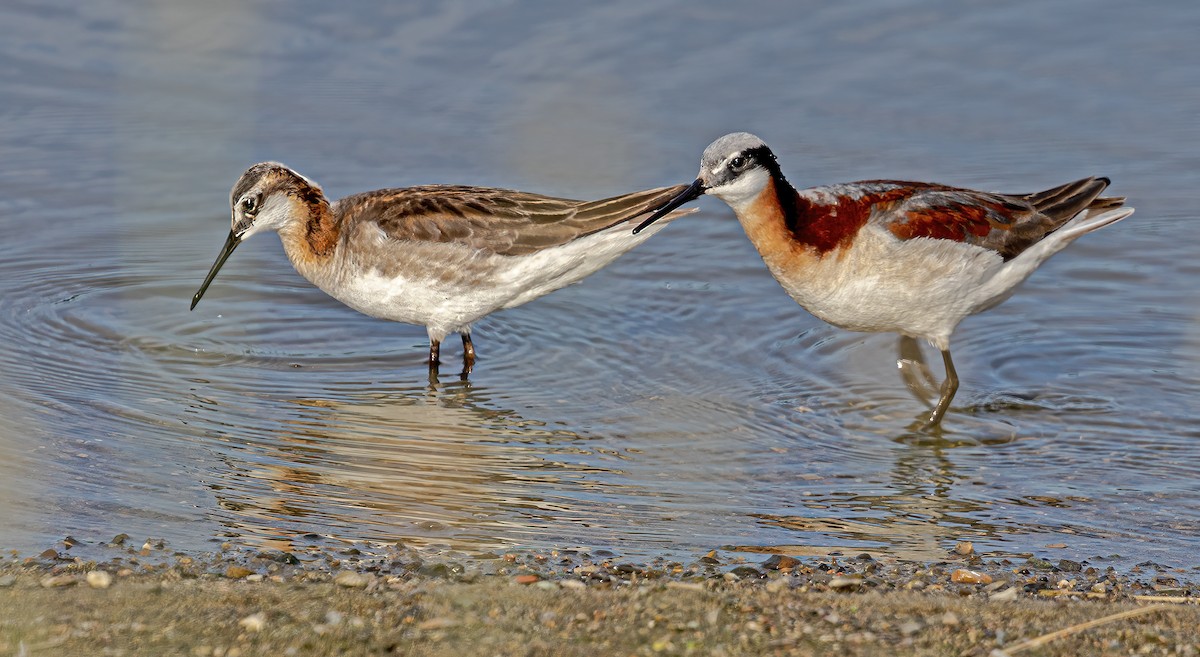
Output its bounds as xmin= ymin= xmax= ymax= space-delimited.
xmin=191 ymin=230 xmax=241 ymax=310
xmin=633 ymin=178 xmax=707 ymax=235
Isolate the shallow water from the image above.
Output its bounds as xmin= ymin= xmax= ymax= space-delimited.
xmin=2 ymin=0 xmax=1199 ymax=569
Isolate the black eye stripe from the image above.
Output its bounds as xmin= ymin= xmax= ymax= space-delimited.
xmin=743 ymin=146 xmax=774 ymax=165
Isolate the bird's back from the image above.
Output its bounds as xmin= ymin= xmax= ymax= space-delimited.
xmin=842 ymin=177 xmax=1124 ymax=261
xmin=334 ymin=184 xmax=695 ymax=257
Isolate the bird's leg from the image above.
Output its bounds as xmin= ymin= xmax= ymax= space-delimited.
xmin=923 ymin=349 xmax=959 ymax=429
xmin=428 ymin=339 xmax=441 ymax=370
xmin=896 ymin=335 xmax=939 ymax=406
xmin=460 ymin=333 xmax=476 ymax=379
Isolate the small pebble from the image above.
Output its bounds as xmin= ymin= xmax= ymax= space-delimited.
xmin=950 ymin=569 xmax=992 ymax=584
xmin=417 ymin=617 xmax=459 ymax=630
xmin=761 ymin=554 xmax=800 ymax=571
xmin=334 ymin=571 xmax=369 ymax=588
xmin=416 ymin=563 xmax=452 ymax=579
xmin=729 ymin=566 xmax=765 ymax=580
xmin=225 ymin=566 xmax=253 ymax=580
xmin=829 ymin=575 xmax=862 ymax=590
xmin=0 ymin=574 xmax=16 ymax=588
xmin=982 ymin=580 xmax=1008 ymax=593
xmin=765 ymin=578 xmax=789 ymax=594
xmin=513 ymin=574 xmax=540 ymax=585
xmin=941 ymin=611 xmax=959 ymax=626
xmin=990 ymin=587 xmax=1018 ymax=602
xmin=954 ymin=541 xmax=974 ymax=556
xmin=86 ymin=570 xmax=113 ymax=589
xmin=239 ymin=612 xmax=266 ymax=633
xmin=40 ymin=574 xmax=77 ymax=588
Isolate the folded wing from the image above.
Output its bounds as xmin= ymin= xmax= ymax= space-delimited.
xmin=338 ymin=184 xmax=694 ymax=257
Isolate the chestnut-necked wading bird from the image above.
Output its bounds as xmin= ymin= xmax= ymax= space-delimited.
xmin=635 ymin=133 xmax=1132 ymax=428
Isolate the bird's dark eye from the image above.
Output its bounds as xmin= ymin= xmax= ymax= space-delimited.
xmin=729 ymin=156 xmax=747 ymax=171
xmin=241 ymin=195 xmax=259 ymax=214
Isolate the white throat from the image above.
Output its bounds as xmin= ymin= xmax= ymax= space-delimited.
xmin=708 ymin=168 xmax=771 ymax=211
xmin=241 ymin=194 xmax=297 ymax=240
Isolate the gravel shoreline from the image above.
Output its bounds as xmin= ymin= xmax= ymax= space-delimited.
xmin=2 ymin=540 xmax=1198 ymax=656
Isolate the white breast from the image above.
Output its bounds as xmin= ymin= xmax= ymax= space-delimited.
xmin=768 ymin=225 xmax=1005 ymax=347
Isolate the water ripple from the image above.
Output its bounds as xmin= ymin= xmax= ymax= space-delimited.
xmin=3 ymin=0 xmax=1200 ymax=570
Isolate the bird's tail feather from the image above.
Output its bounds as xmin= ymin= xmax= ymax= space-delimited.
xmin=1055 ymin=207 xmax=1134 ymax=241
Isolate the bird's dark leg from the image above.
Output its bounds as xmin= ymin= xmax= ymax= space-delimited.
xmin=924 ymin=349 xmax=959 ymax=429
xmin=428 ymin=339 xmax=441 ymax=370
xmin=897 ymin=335 xmax=939 ymax=406
xmin=460 ymin=333 xmax=476 ymax=379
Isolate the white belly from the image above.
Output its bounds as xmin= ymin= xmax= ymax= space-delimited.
xmin=768 ymin=229 xmax=1006 ymax=346
xmin=293 ymin=222 xmax=663 ymax=341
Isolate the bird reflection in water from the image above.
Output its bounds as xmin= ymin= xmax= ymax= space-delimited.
xmin=745 ymin=440 xmax=1016 ymax=562
xmin=205 ymin=379 xmax=618 ymax=557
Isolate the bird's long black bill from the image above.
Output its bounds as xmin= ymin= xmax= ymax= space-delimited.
xmin=191 ymin=230 xmax=241 ymax=310
xmin=632 ymin=178 xmax=706 ymax=235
